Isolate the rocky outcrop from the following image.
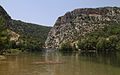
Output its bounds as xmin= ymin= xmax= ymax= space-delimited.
xmin=45 ymin=7 xmax=120 ymax=48
xmin=9 ymin=30 xmax=20 ymax=41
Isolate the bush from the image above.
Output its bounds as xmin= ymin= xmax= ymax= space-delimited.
xmin=77 ymin=37 xmax=97 ymax=51
xmin=96 ymin=37 xmax=111 ymax=51
xmin=3 ymin=49 xmax=21 ymax=55
xmin=116 ymin=41 xmax=120 ymax=51
xmin=59 ymin=42 xmax=73 ymax=52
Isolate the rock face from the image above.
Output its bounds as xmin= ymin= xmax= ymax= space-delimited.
xmin=9 ymin=30 xmax=20 ymax=41
xmin=45 ymin=7 xmax=120 ymax=48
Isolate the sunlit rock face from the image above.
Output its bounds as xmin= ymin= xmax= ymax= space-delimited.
xmin=45 ymin=7 xmax=120 ymax=48
xmin=9 ymin=30 xmax=20 ymax=41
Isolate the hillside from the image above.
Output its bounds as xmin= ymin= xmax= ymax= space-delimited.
xmin=45 ymin=7 xmax=120 ymax=51
xmin=0 ymin=5 xmax=16 ymax=54
xmin=0 ymin=5 xmax=51 ymax=54
xmin=11 ymin=20 xmax=51 ymax=44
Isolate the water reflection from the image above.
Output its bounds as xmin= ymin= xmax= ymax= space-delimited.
xmin=0 ymin=51 xmax=120 ymax=75
xmin=80 ymin=52 xmax=120 ymax=67
xmin=44 ymin=50 xmax=61 ymax=62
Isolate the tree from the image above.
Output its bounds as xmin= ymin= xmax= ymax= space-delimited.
xmin=96 ymin=37 xmax=111 ymax=52
xmin=77 ymin=37 xmax=97 ymax=51
xmin=0 ymin=17 xmax=9 ymax=54
xmin=59 ymin=41 xmax=73 ymax=52
xmin=116 ymin=41 xmax=120 ymax=51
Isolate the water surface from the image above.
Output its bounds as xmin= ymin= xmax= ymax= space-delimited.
xmin=0 ymin=52 xmax=120 ymax=75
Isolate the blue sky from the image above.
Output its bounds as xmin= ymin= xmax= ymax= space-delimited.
xmin=0 ymin=0 xmax=120 ymax=26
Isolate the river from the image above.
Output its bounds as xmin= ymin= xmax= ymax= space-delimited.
xmin=0 ymin=51 xmax=120 ymax=75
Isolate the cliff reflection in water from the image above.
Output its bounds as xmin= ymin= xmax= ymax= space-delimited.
xmin=0 ymin=51 xmax=120 ymax=75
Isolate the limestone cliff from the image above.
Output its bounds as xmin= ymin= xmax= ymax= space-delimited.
xmin=45 ymin=7 xmax=120 ymax=48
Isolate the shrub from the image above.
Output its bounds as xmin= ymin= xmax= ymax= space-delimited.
xmin=59 ymin=42 xmax=73 ymax=52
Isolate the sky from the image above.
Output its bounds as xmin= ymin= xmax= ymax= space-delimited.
xmin=0 ymin=0 xmax=120 ymax=26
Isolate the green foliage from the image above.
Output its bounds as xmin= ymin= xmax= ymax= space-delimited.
xmin=5 ymin=20 xmax=52 ymax=52
xmin=19 ymin=40 xmax=43 ymax=52
xmin=77 ymin=23 xmax=120 ymax=52
xmin=77 ymin=39 xmax=86 ymax=50
xmin=4 ymin=49 xmax=21 ymax=55
xmin=96 ymin=37 xmax=111 ymax=51
xmin=116 ymin=41 xmax=120 ymax=51
xmin=0 ymin=6 xmax=51 ymax=54
xmin=0 ymin=20 xmax=52 ymax=53
xmin=0 ymin=17 xmax=6 ymax=29
xmin=59 ymin=23 xmax=120 ymax=53
xmin=59 ymin=42 xmax=73 ymax=52
xmin=0 ymin=17 xmax=51 ymax=54
xmin=0 ymin=17 xmax=10 ymax=54
xmin=78 ymin=37 xmax=97 ymax=51
xmin=11 ymin=20 xmax=51 ymax=43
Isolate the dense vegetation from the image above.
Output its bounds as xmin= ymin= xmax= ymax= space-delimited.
xmin=60 ymin=23 xmax=120 ymax=53
xmin=0 ymin=19 xmax=51 ymax=54
xmin=60 ymin=42 xmax=73 ymax=52
xmin=11 ymin=20 xmax=51 ymax=43
xmin=78 ymin=23 xmax=120 ymax=52
xmin=9 ymin=20 xmax=51 ymax=52
xmin=0 ymin=17 xmax=10 ymax=54
xmin=0 ymin=5 xmax=52 ymax=54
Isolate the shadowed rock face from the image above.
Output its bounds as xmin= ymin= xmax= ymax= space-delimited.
xmin=45 ymin=7 xmax=120 ymax=48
